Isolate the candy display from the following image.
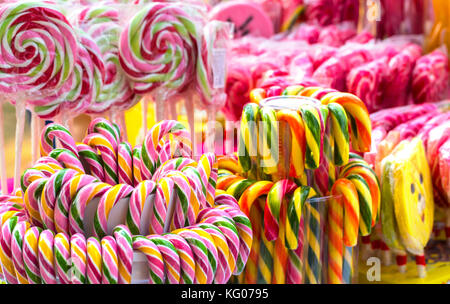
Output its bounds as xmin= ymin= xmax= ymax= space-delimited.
xmin=0 ymin=0 xmax=448 ymax=288
xmin=0 ymin=118 xmax=252 ymax=284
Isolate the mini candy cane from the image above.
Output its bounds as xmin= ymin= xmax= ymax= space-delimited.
xmin=48 ymin=149 xmax=85 ymax=174
xmin=88 ymin=118 xmax=121 ymax=150
xmin=147 ymin=235 xmax=181 ymax=284
xmin=0 ymin=216 xmax=19 ymax=283
xmin=83 ymin=133 xmax=118 ymax=185
xmin=132 ymin=235 xmax=165 ymax=284
xmin=174 ymin=228 xmax=212 ymax=284
xmin=132 ymin=145 xmax=144 ymax=186
xmin=140 ymin=120 xmax=191 ymax=179
xmin=69 ymin=182 xmax=111 ymax=235
xmin=101 ymin=236 xmax=119 ymax=284
xmin=117 ymin=142 xmax=133 ymax=186
xmin=127 ymin=181 xmax=156 ymax=235
xmin=40 ymin=169 xmax=80 ymax=231
xmin=94 ymin=184 xmax=134 ymax=238
xmin=77 ymin=143 xmax=105 ymax=182
xmin=54 ymin=174 xmax=98 ymax=234
xmin=70 ymin=233 xmax=87 ymax=284
xmin=40 ymin=124 xmax=78 ymax=158
xmin=162 ymin=233 xmax=196 ymax=284
xmin=11 ymin=221 xmax=30 ymax=284
xmin=38 ymin=230 xmax=57 ymax=284
xmin=23 ymin=226 xmax=43 ymax=284
xmin=331 ymin=178 xmax=359 ymax=247
xmin=113 ymin=225 xmax=133 ymax=284
xmin=54 ymin=232 xmax=71 ymax=284
xmin=24 ymin=178 xmax=48 ymax=227
xmin=151 ymin=177 xmax=174 ymax=234
xmin=86 ymin=237 xmax=102 ymax=284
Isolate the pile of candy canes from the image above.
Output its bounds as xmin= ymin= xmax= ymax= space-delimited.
xmin=0 ymin=119 xmax=252 ymax=284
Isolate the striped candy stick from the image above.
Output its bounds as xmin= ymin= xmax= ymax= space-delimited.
xmin=174 ymin=229 xmax=211 ymax=284
xmin=285 ymin=186 xmax=317 ymax=249
xmin=101 ymin=236 xmax=119 ymax=284
xmin=94 ymin=184 xmax=134 ymax=238
xmin=217 ymin=206 xmax=253 ymax=278
xmin=86 ymin=237 xmax=102 ymax=284
xmin=264 ymin=180 xmax=297 ymax=284
xmin=165 ymin=172 xmax=194 ymax=231
xmin=0 ymin=216 xmax=19 ymax=283
xmin=40 ymin=123 xmax=78 ymax=157
xmin=117 ymin=142 xmax=133 ymax=186
xmin=304 ymin=199 xmax=322 ymax=284
xmin=113 ymin=225 xmax=133 ymax=284
xmin=258 ymin=106 xmax=279 ymax=178
xmin=88 ymin=118 xmax=121 ymax=150
xmin=331 ymin=179 xmax=360 ymax=247
xmin=238 ymin=103 xmax=260 ymax=179
xmin=217 ymin=174 xmax=245 ymax=191
xmin=190 ymin=227 xmax=220 ymax=284
xmin=147 ymin=235 xmax=181 ymax=284
xmin=70 ymin=233 xmax=87 ymax=284
xmin=217 ymin=154 xmax=241 ymax=175
xmin=327 ymin=102 xmax=349 ymax=166
xmin=346 ymin=174 xmax=373 ymax=236
xmin=299 ymin=104 xmax=322 ymax=170
xmin=48 ymin=148 xmax=85 ymax=174
xmin=206 ymin=165 xmax=218 ymax=208
xmin=286 ymin=217 xmax=305 ymax=284
xmin=11 ymin=220 xmax=30 ymax=283
xmin=22 ymin=226 xmax=43 ymax=284
xmin=24 ymin=177 xmax=48 ymax=227
xmin=199 ymin=214 xmax=240 ymax=279
xmin=197 ymin=153 xmax=216 ymax=206
xmin=256 ymin=198 xmax=273 ymax=284
xmin=132 ymin=145 xmax=144 ymax=186
xmin=54 ymin=174 xmax=98 ymax=234
xmin=140 ymin=120 xmax=191 ymax=179
xmin=132 ymin=235 xmax=165 ymax=284
xmin=38 ymin=230 xmax=57 ymax=284
xmin=226 ymin=179 xmax=257 ymax=201
xmin=83 ymin=133 xmax=118 ymax=185
xmin=40 ymin=169 xmax=80 ymax=231
xmin=69 ymin=182 xmax=112 ymax=235
xmin=238 ymin=181 xmax=273 ymax=283
xmin=249 ymin=88 xmax=267 ymax=104
xmin=77 ymin=143 xmax=105 ymax=182
xmin=321 ymin=92 xmax=371 ymax=152
xmin=342 ymin=246 xmax=354 ymax=284
xmin=182 ymin=166 xmax=208 ymax=209
xmin=340 ymin=161 xmax=380 ymax=227
xmin=327 ymin=195 xmax=344 ymax=284
xmin=154 ymin=157 xmax=197 ymax=181
xmin=54 ymin=232 xmax=71 ymax=284
xmin=151 ymin=177 xmax=174 ymax=234
xmin=126 ymin=180 xmax=156 ymax=235
xmin=197 ymin=223 xmax=232 ymax=284
xmin=162 ymin=233 xmax=196 ymax=284
xmin=21 ymin=168 xmax=47 ymax=193
xmin=276 ymin=109 xmax=306 ymax=179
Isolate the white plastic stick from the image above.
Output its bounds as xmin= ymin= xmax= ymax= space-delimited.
xmin=205 ymin=107 xmax=217 ymax=154
xmin=155 ymin=97 xmax=165 ymax=123
xmin=120 ymin=111 xmax=128 ymax=142
xmin=31 ymin=112 xmax=39 ymax=163
xmin=142 ymin=96 xmax=149 ymax=133
xmin=14 ymin=99 xmax=26 ymax=190
xmin=0 ymin=102 xmax=8 ymax=194
xmin=185 ymin=96 xmax=195 ymax=154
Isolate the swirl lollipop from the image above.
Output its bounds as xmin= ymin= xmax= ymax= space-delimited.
xmin=0 ymin=1 xmax=78 ymax=189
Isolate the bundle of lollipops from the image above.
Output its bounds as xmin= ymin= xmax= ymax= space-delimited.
xmin=0 ymin=118 xmax=252 ymax=284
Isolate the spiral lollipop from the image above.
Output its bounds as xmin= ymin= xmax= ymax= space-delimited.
xmin=119 ymin=2 xmax=201 ymax=121
xmin=78 ymin=5 xmax=135 ymax=113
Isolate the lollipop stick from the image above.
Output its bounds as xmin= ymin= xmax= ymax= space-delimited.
xmin=31 ymin=112 xmax=39 ymax=163
xmin=205 ymin=107 xmax=217 ymax=154
xmin=120 ymin=111 xmax=128 ymax=142
xmin=143 ymin=96 xmax=149 ymax=132
xmin=155 ymin=97 xmax=166 ymax=123
xmin=0 ymin=102 xmax=7 ymax=194
xmin=185 ymin=96 xmax=195 ymax=154
xmin=169 ymin=99 xmax=177 ymax=120
xmin=14 ymin=100 xmax=26 ymax=190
